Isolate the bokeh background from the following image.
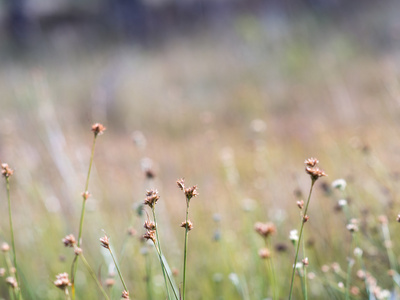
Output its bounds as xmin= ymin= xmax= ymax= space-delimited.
xmin=1 ymin=0 xmax=400 ymax=299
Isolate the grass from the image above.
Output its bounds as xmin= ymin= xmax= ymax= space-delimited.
xmin=1 ymin=2 xmax=400 ymax=299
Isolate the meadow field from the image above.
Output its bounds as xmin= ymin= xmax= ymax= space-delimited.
xmin=1 ymin=1 xmax=400 ymax=299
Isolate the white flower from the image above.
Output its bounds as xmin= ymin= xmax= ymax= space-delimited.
xmin=289 ymin=230 xmax=299 ymax=242
xmin=228 ymin=273 xmax=239 ymax=286
xmin=332 ymin=179 xmax=347 ymax=191
xmin=353 ymin=247 xmax=363 ymax=257
xmin=338 ymin=199 xmax=348 ymax=207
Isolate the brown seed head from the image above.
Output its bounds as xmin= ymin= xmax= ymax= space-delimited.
xmin=143 ymin=230 xmax=156 ymax=243
xmin=180 ymin=220 xmax=194 ymax=231
xmin=177 ymin=178 xmax=185 ymax=190
xmin=74 ymin=247 xmax=83 ymax=256
xmin=1 ymin=242 xmax=10 ymax=253
xmin=302 ymin=257 xmax=309 ymax=266
xmin=144 ymin=220 xmax=156 ymax=230
xmin=6 ymin=277 xmax=18 ymax=289
xmin=145 ymin=169 xmax=156 ymax=179
xmin=258 ymin=248 xmax=271 ymax=259
xmin=121 ymin=290 xmax=130 ymax=299
xmin=254 ymin=222 xmax=276 ymax=238
xmin=305 ymin=166 xmax=327 ymax=181
xmin=184 ymin=185 xmax=199 ymax=200
xmin=304 ymin=158 xmax=319 ymax=167
xmin=144 ymin=190 xmax=160 ymax=208
xmin=91 ymin=123 xmax=106 ymax=136
xmin=1 ymin=163 xmax=14 ymax=178
xmin=397 ymin=214 xmax=400 ymax=222
xmin=82 ymin=191 xmax=91 ymax=200
xmin=346 ymin=218 xmax=359 ymax=232
xmin=62 ymin=234 xmax=77 ymax=247
xmin=100 ymin=235 xmax=110 ymax=249
xmin=54 ymin=272 xmax=70 ymax=290
xmin=303 ymin=215 xmax=310 ymax=223
xmin=297 ymin=200 xmax=304 ymax=209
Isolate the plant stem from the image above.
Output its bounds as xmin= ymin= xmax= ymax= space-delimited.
xmin=71 ymin=135 xmax=98 ymax=298
xmin=145 ymin=253 xmax=153 ymax=300
xmin=108 ymin=247 xmax=128 ymax=292
xmin=345 ymin=235 xmax=355 ymax=300
xmin=182 ymin=200 xmax=190 ymax=300
xmin=152 ymin=208 xmax=172 ymax=300
xmin=6 ymin=178 xmax=21 ymax=300
xmin=288 ymin=179 xmax=315 ymax=300
xmin=302 ymin=233 xmax=308 ymax=300
xmin=80 ymin=254 xmax=110 ymax=300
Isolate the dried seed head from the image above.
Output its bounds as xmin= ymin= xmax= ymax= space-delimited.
xmin=304 ymin=158 xmax=319 ymax=167
xmin=258 ymin=248 xmax=271 ymax=259
xmin=303 ymin=215 xmax=310 ymax=223
xmin=143 ymin=230 xmax=156 ymax=243
xmin=397 ymin=214 xmax=400 ymax=222
xmin=346 ymin=218 xmax=359 ymax=232
xmin=350 ymin=286 xmax=360 ymax=296
xmin=62 ymin=234 xmax=77 ymax=247
xmin=1 ymin=163 xmax=14 ymax=178
xmin=105 ymin=278 xmax=115 ymax=287
xmin=6 ymin=277 xmax=18 ymax=289
xmin=144 ymin=220 xmax=156 ymax=231
xmin=100 ymin=235 xmax=110 ymax=249
xmin=91 ymin=123 xmax=106 ymax=136
xmin=144 ymin=190 xmax=160 ymax=208
xmin=254 ymin=222 xmax=276 ymax=238
xmin=184 ymin=185 xmax=199 ymax=200
xmin=74 ymin=247 xmax=82 ymax=256
xmin=145 ymin=169 xmax=155 ymax=179
xmin=302 ymin=257 xmax=309 ymax=266
xmin=305 ymin=166 xmax=327 ymax=181
xmin=82 ymin=191 xmax=91 ymax=200
xmin=176 ymin=178 xmax=185 ymax=190
xmin=121 ymin=290 xmax=130 ymax=299
xmin=1 ymin=242 xmax=10 ymax=253
xmin=297 ymin=200 xmax=304 ymax=209
xmin=54 ymin=273 xmax=70 ymax=290
xmin=180 ymin=220 xmax=194 ymax=231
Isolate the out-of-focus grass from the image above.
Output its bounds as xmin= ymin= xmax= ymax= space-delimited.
xmin=1 ymin=1 xmax=400 ymax=299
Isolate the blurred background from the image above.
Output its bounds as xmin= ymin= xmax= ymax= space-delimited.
xmin=1 ymin=0 xmax=400 ymax=299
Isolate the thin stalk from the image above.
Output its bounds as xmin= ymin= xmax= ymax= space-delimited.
xmin=108 ymin=247 xmax=128 ymax=292
xmin=345 ymin=234 xmax=355 ymax=300
xmin=288 ymin=179 xmax=315 ymax=300
xmin=71 ymin=135 xmax=98 ymax=297
xmin=80 ymin=254 xmax=110 ymax=300
xmin=64 ymin=288 xmax=71 ymax=300
xmin=266 ymin=239 xmax=277 ymax=300
xmin=182 ymin=201 xmax=190 ymax=300
xmin=152 ymin=208 xmax=172 ymax=300
xmin=301 ymin=234 xmax=308 ymax=300
xmin=381 ymin=222 xmax=400 ymax=288
xmin=6 ymin=178 xmax=21 ymax=300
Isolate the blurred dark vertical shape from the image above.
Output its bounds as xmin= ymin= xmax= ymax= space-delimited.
xmin=5 ymin=0 xmax=30 ymax=46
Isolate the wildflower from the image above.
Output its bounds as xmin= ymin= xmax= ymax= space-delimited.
xmin=91 ymin=123 xmax=106 ymax=136
xmin=184 ymin=185 xmax=199 ymax=201
xmin=397 ymin=214 xmax=400 ymax=222
xmin=180 ymin=220 xmax=194 ymax=231
xmin=144 ymin=190 xmax=160 ymax=208
xmin=338 ymin=199 xmax=347 ymax=207
xmin=254 ymin=222 xmax=276 ymax=238
xmin=289 ymin=230 xmax=299 ymax=243
xmin=296 ymin=200 xmax=304 ymax=209
xmin=305 ymin=166 xmax=327 ymax=181
xmin=144 ymin=220 xmax=156 ymax=230
xmin=353 ymin=247 xmax=363 ymax=257
xmin=143 ymin=230 xmax=156 ymax=243
xmin=105 ymin=278 xmax=115 ymax=287
xmin=1 ymin=242 xmax=10 ymax=252
xmin=177 ymin=178 xmax=185 ymax=190
xmin=302 ymin=257 xmax=309 ymax=266
xmin=81 ymin=191 xmax=91 ymax=200
xmin=74 ymin=247 xmax=82 ymax=256
xmin=1 ymin=163 xmax=13 ymax=178
xmin=100 ymin=235 xmax=110 ymax=249
xmin=350 ymin=286 xmax=360 ymax=296
xmin=62 ymin=234 xmax=77 ymax=247
xmin=54 ymin=273 xmax=70 ymax=290
xmin=332 ymin=179 xmax=347 ymax=191
xmin=304 ymin=158 xmax=319 ymax=167
xmin=6 ymin=277 xmax=18 ymax=289
xmin=338 ymin=282 xmax=344 ymax=289
xmin=258 ymin=248 xmax=271 ymax=259
xmin=303 ymin=215 xmax=310 ymax=222
xmin=121 ymin=290 xmax=130 ymax=299
xmin=346 ymin=219 xmax=359 ymax=232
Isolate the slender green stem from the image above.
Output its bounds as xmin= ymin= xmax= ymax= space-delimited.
xmin=108 ymin=248 xmax=128 ymax=292
xmin=265 ymin=239 xmax=277 ymax=300
xmin=64 ymin=287 xmax=71 ymax=300
xmin=288 ymin=180 xmax=315 ymax=300
xmin=182 ymin=200 xmax=190 ymax=300
xmin=80 ymin=254 xmax=110 ymax=300
xmin=345 ymin=235 xmax=355 ymax=300
xmin=302 ymin=232 xmax=308 ymax=300
xmin=152 ymin=208 xmax=172 ymax=300
xmin=6 ymin=178 xmax=21 ymax=300
xmin=71 ymin=135 xmax=98 ymax=298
